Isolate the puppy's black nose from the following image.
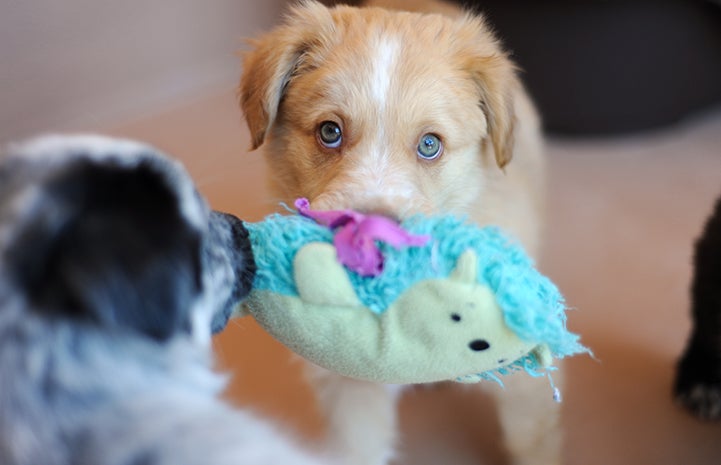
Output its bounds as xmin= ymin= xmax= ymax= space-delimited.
xmin=469 ymin=339 xmax=490 ymax=352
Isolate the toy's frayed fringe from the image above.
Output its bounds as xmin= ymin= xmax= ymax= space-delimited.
xmin=456 ymin=350 xmax=547 ymax=385
xmin=456 ymin=351 xmax=565 ymax=403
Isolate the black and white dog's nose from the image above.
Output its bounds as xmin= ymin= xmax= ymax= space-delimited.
xmin=469 ymin=339 xmax=491 ymax=352
xmin=206 ymin=211 xmax=256 ymax=334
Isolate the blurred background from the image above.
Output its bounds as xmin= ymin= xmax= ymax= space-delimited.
xmin=0 ymin=0 xmax=287 ymax=143
xmin=2 ymin=1 xmax=721 ymax=464
xmin=3 ymin=0 xmax=720 ymax=141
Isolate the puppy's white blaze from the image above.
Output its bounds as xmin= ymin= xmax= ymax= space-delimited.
xmin=370 ymin=36 xmax=399 ymax=105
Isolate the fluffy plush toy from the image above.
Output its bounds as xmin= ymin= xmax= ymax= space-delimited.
xmin=236 ymin=199 xmax=588 ymax=392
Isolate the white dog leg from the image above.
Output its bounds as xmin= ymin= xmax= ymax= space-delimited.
xmin=487 ymin=369 xmax=564 ymax=465
xmin=306 ymin=364 xmax=401 ymax=465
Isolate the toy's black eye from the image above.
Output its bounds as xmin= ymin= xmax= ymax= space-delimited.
xmin=417 ymin=133 xmax=442 ymax=160
xmin=318 ymin=121 xmax=342 ymax=148
xmin=450 ymin=313 xmax=462 ymax=322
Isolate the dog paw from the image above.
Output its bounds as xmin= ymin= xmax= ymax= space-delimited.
xmin=674 ymin=347 xmax=721 ymax=420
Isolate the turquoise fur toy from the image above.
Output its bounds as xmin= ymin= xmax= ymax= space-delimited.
xmin=236 ymin=199 xmax=588 ymax=395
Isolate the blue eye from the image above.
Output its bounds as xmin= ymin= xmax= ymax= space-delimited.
xmin=417 ymin=133 xmax=442 ymax=160
xmin=318 ymin=121 xmax=342 ymax=148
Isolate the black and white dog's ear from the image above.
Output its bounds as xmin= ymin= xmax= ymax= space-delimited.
xmin=1 ymin=134 xmax=256 ymax=342
xmin=0 ymin=136 xmax=209 ymax=340
xmin=1 ymin=138 xmax=204 ymax=342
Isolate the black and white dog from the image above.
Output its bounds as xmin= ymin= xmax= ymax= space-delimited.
xmin=0 ymin=135 xmax=330 ymax=465
xmin=675 ymin=194 xmax=721 ymax=420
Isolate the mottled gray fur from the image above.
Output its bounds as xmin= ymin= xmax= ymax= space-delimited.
xmin=0 ymin=135 xmax=329 ymax=465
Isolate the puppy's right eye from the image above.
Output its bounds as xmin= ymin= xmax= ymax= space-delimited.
xmin=417 ymin=133 xmax=443 ymax=160
xmin=318 ymin=121 xmax=342 ymax=149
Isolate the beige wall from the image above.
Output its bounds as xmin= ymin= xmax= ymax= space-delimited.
xmin=0 ymin=0 xmax=288 ymax=143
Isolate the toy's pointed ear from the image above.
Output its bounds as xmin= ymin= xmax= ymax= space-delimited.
xmin=238 ymin=1 xmax=337 ymax=150
xmin=450 ymin=250 xmax=478 ymax=284
xmin=532 ymin=344 xmax=553 ymax=368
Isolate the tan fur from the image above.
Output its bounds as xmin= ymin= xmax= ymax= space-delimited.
xmin=363 ymin=0 xmax=464 ymax=17
xmin=239 ymin=1 xmax=555 ymax=464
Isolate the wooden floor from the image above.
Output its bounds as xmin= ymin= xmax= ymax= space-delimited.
xmin=106 ymin=87 xmax=721 ymax=465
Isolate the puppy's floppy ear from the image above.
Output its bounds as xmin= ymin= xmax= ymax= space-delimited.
xmin=459 ymin=17 xmax=520 ymax=169
xmin=6 ymin=159 xmax=203 ymax=342
xmin=238 ymin=1 xmax=337 ymax=150
xmin=474 ymin=58 xmax=518 ymax=169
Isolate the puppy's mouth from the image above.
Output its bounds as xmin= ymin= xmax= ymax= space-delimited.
xmin=306 ymin=195 xmax=411 ymax=223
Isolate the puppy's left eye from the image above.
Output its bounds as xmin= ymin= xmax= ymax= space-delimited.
xmin=318 ymin=121 xmax=343 ymax=149
xmin=417 ymin=133 xmax=443 ymax=160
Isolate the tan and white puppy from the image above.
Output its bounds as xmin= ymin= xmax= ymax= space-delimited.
xmin=239 ymin=1 xmax=555 ymax=464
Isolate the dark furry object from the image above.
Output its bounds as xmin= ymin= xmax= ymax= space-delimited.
xmin=0 ymin=135 xmax=329 ymax=465
xmin=5 ymin=159 xmax=204 ymax=339
xmin=674 ymin=193 xmax=721 ymax=420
